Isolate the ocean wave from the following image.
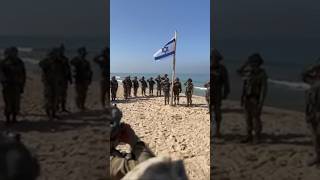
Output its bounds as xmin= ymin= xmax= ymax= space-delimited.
xmin=194 ymin=86 xmax=207 ymax=91
xmin=268 ymin=79 xmax=310 ymax=91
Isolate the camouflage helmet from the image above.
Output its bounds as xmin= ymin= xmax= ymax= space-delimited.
xmin=110 ymin=105 xmax=123 ymax=140
xmin=248 ymin=53 xmax=264 ymax=66
xmin=175 ymin=77 xmax=179 ymax=81
xmin=212 ymin=48 xmax=223 ymax=62
xmin=188 ymin=78 xmax=192 ymax=82
xmin=111 ymin=76 xmax=116 ymax=80
xmin=164 ymin=74 xmax=168 ymax=77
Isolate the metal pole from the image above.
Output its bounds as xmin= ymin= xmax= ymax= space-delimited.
xmin=170 ymin=31 xmax=177 ymax=106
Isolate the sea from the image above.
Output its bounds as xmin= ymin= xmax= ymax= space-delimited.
xmin=111 ymin=73 xmax=210 ymax=97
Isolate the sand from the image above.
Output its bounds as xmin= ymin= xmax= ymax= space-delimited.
xmin=0 ymin=70 xmax=108 ymax=180
xmin=212 ymin=100 xmax=320 ymax=180
xmin=113 ymin=85 xmax=210 ymax=180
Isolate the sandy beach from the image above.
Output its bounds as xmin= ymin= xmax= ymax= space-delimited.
xmin=113 ymin=85 xmax=210 ymax=180
xmin=212 ymin=100 xmax=320 ymax=180
xmin=0 ymin=70 xmax=108 ymax=180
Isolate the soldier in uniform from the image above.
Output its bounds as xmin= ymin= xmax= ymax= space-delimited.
xmin=140 ymin=76 xmax=148 ymax=96
xmin=109 ymin=105 xmax=155 ymax=179
xmin=70 ymin=47 xmax=93 ymax=111
xmin=173 ymin=77 xmax=182 ymax=105
xmin=184 ymin=78 xmax=194 ymax=107
xmin=204 ymin=81 xmax=210 ymax=112
xmin=127 ymin=76 xmax=132 ymax=97
xmin=212 ymin=49 xmax=230 ymax=137
xmin=132 ymin=76 xmax=139 ymax=97
xmin=0 ymin=47 xmax=26 ymax=124
xmin=162 ymin=78 xmax=171 ymax=105
xmin=302 ymin=61 xmax=320 ymax=166
xmin=147 ymin=77 xmax=155 ymax=96
xmin=238 ymin=53 xmax=268 ymax=143
xmin=39 ymin=48 xmax=65 ymax=120
xmin=94 ymin=48 xmax=109 ymax=108
xmin=110 ymin=76 xmax=118 ymax=101
xmin=122 ymin=77 xmax=128 ymax=100
xmin=57 ymin=44 xmax=72 ymax=113
xmin=155 ymin=75 xmax=162 ymax=96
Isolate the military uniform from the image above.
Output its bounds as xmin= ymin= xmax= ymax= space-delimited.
xmin=57 ymin=45 xmax=72 ymax=112
xmin=132 ymin=77 xmax=139 ymax=97
xmin=110 ymin=76 xmax=118 ymax=101
xmin=122 ymin=77 xmax=129 ymax=100
xmin=94 ymin=48 xmax=109 ymax=108
xmin=39 ymin=48 xmax=65 ymax=120
xmin=155 ymin=75 xmax=162 ymax=96
xmin=70 ymin=48 xmax=93 ymax=110
xmin=162 ymin=79 xmax=171 ymax=105
xmin=173 ymin=79 xmax=182 ymax=105
xmin=212 ymin=49 xmax=230 ymax=137
xmin=238 ymin=53 xmax=268 ymax=143
xmin=302 ymin=63 xmax=320 ymax=165
xmin=0 ymin=47 xmax=26 ymax=123
xmin=204 ymin=81 xmax=210 ymax=111
xmin=184 ymin=79 xmax=194 ymax=106
xmin=140 ymin=77 xmax=147 ymax=96
xmin=147 ymin=78 xmax=155 ymax=96
xmin=127 ymin=77 xmax=132 ymax=97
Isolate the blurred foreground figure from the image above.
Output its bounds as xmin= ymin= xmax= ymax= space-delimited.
xmin=302 ymin=61 xmax=320 ymax=166
xmin=238 ymin=53 xmax=268 ymax=144
xmin=212 ymin=49 xmax=230 ymax=138
xmin=0 ymin=132 xmax=40 ymax=180
xmin=0 ymin=47 xmax=26 ymax=124
xmin=109 ymin=105 xmax=188 ymax=180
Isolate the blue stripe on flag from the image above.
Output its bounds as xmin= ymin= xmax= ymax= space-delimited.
xmin=164 ymin=39 xmax=175 ymax=46
xmin=154 ymin=51 xmax=175 ymax=60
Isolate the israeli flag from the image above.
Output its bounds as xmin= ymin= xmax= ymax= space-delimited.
xmin=153 ymin=37 xmax=176 ymax=60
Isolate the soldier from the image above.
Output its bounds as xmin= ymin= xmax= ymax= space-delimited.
xmin=204 ymin=81 xmax=210 ymax=112
xmin=0 ymin=132 xmax=40 ymax=180
xmin=57 ymin=44 xmax=72 ymax=113
xmin=122 ymin=77 xmax=128 ymax=100
xmin=212 ymin=49 xmax=230 ymax=138
xmin=132 ymin=76 xmax=139 ymax=97
xmin=110 ymin=76 xmax=118 ymax=101
xmin=140 ymin=76 xmax=148 ymax=96
xmin=238 ymin=53 xmax=268 ymax=143
xmin=127 ymin=76 xmax=132 ymax=97
xmin=302 ymin=61 xmax=320 ymax=166
xmin=184 ymin=78 xmax=194 ymax=107
xmin=70 ymin=47 xmax=93 ymax=111
xmin=0 ymin=47 xmax=26 ymax=124
xmin=109 ymin=105 xmax=155 ymax=179
xmin=173 ymin=77 xmax=182 ymax=105
xmin=94 ymin=47 xmax=109 ymax=108
xmin=162 ymin=78 xmax=171 ymax=105
xmin=147 ymin=77 xmax=155 ymax=96
xmin=155 ymin=75 xmax=162 ymax=96
xmin=39 ymin=48 xmax=65 ymax=120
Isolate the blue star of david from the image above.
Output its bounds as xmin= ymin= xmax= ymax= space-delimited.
xmin=162 ymin=46 xmax=169 ymax=53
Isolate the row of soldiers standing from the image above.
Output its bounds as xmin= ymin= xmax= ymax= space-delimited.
xmin=0 ymin=45 xmax=109 ymax=123
xmin=110 ymin=74 xmax=195 ymax=106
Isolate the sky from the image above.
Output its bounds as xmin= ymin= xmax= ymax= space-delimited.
xmin=214 ymin=0 xmax=320 ymax=65
xmin=0 ymin=0 xmax=107 ymax=39
xmin=111 ymin=0 xmax=210 ymax=74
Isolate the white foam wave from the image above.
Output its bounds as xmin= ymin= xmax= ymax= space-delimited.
xmin=268 ymin=79 xmax=310 ymax=91
xmin=194 ymin=86 xmax=207 ymax=91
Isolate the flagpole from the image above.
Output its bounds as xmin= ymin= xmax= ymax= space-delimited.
xmin=170 ymin=31 xmax=177 ymax=106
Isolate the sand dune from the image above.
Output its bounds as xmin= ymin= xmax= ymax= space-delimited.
xmin=212 ymin=100 xmax=320 ymax=180
xmin=113 ymin=85 xmax=210 ymax=180
xmin=0 ymin=72 xmax=108 ymax=180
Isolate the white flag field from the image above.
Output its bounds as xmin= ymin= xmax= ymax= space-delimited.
xmin=153 ymin=37 xmax=176 ymax=61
